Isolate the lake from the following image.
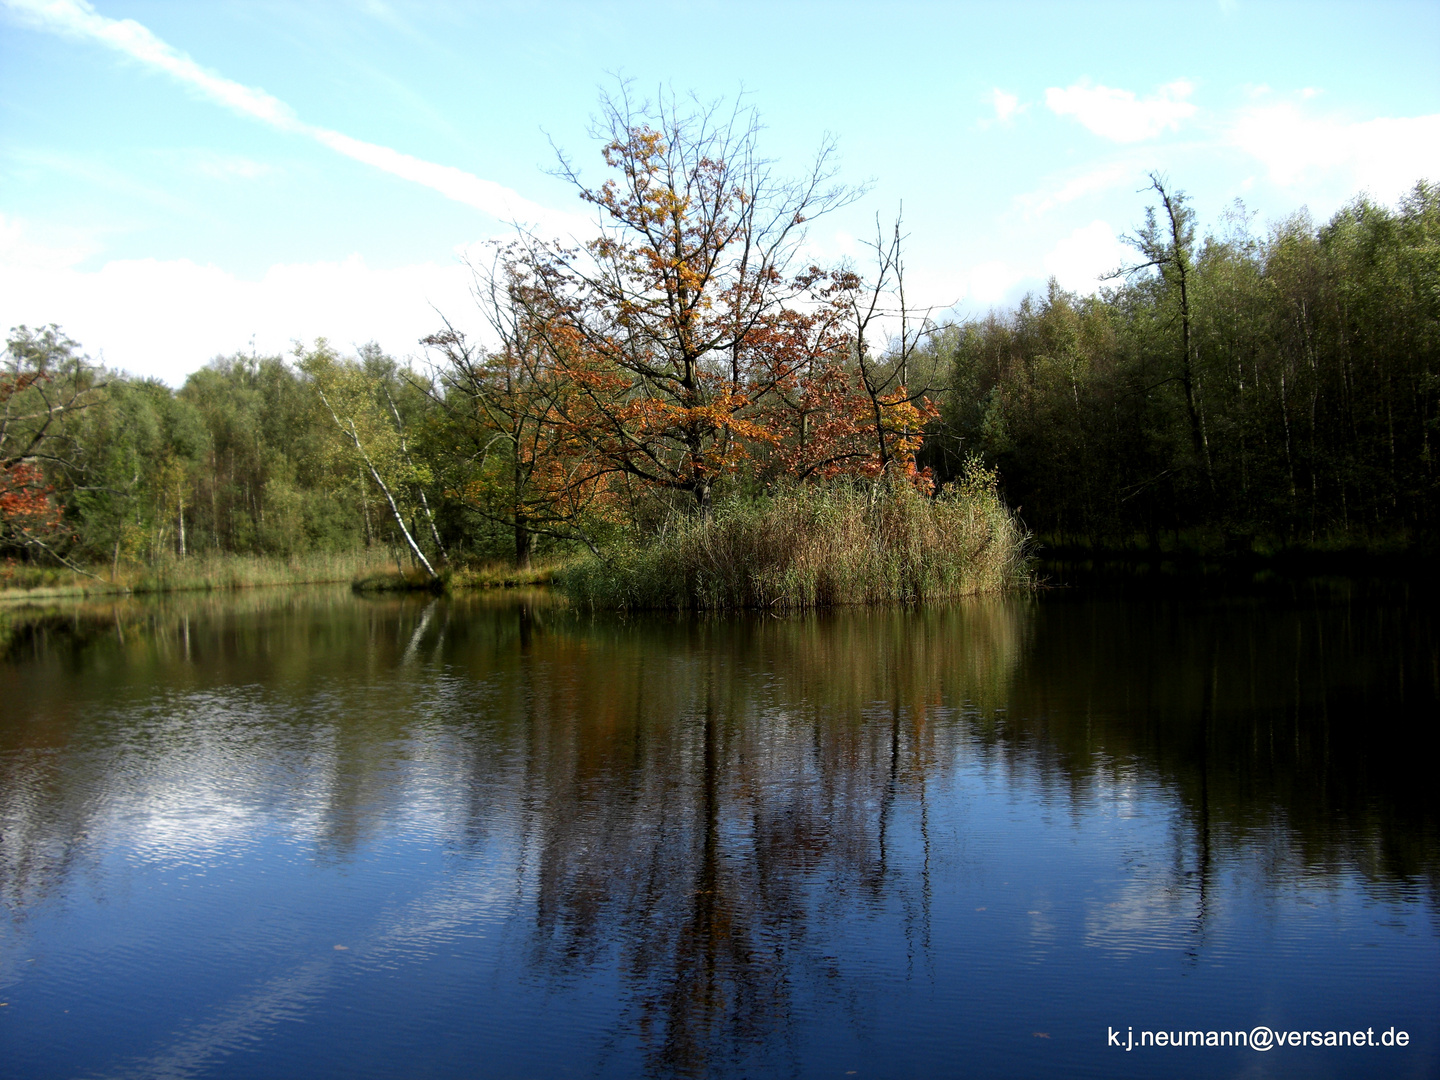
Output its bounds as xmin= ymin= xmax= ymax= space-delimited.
xmin=1 ymin=583 xmax=1436 ymax=1078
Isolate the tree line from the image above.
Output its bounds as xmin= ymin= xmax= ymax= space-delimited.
xmin=2 ymin=92 xmax=1435 ymax=580
xmin=935 ymin=175 xmax=1438 ymax=553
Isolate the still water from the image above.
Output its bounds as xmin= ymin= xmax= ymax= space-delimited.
xmin=1 ymin=585 xmax=1436 ymax=1079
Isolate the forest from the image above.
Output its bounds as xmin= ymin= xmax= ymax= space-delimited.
xmin=2 ymin=95 xmax=1437 ymax=599
xmin=934 ymin=176 xmax=1439 ymax=557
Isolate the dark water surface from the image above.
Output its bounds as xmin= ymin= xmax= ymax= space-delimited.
xmin=1 ymin=585 xmax=1437 ymax=1079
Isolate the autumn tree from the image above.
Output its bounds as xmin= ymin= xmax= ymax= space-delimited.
xmin=1 ymin=325 xmax=103 ymax=569
xmin=749 ymin=256 xmax=939 ymax=487
xmin=506 ymin=84 xmax=859 ymax=514
xmin=833 ymin=213 xmax=943 ymax=484
xmin=422 ymin=251 xmax=616 ymax=567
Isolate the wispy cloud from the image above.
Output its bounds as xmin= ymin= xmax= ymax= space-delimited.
xmin=975 ymin=88 xmax=1026 ymax=131
xmin=1014 ymin=161 xmax=1136 ymax=218
xmin=10 ymin=146 xmax=200 ymax=216
xmin=1045 ymin=78 xmax=1197 ymax=142
xmin=185 ymin=151 xmax=278 ymax=182
xmin=2 ymin=0 xmax=576 ymax=232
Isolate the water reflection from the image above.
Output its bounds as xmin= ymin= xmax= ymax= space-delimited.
xmin=0 ymin=585 xmax=1436 ymax=1079
xmin=502 ymin=604 xmax=1024 ymax=1076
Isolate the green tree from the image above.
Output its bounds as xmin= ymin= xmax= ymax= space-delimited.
xmin=1113 ymin=174 xmax=1215 ymax=494
xmin=300 ymin=342 xmax=442 ymax=578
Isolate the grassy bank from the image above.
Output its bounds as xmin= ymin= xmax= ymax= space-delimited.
xmin=2 ymin=550 xmax=577 ymax=602
xmin=562 ymin=474 xmax=1030 ymax=611
xmin=0 ymin=550 xmax=397 ymax=601
xmin=3 ymin=480 xmax=1028 ymax=610
xmin=351 ymin=559 xmax=570 ymax=593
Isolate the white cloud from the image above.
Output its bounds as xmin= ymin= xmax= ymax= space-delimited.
xmin=0 ymin=224 xmax=482 ymax=384
xmin=957 ymin=260 xmax=1024 ymax=306
xmin=1045 ymin=78 xmax=1198 ymax=142
xmin=990 ymin=88 xmax=1020 ymax=124
xmin=1042 ymin=220 xmax=1130 ymax=295
xmin=0 ymin=212 xmax=103 ymax=271
xmin=2 ymin=0 xmax=580 ymax=234
xmin=1228 ymin=103 xmax=1440 ymax=201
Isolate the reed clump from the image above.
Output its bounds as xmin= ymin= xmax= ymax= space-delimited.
xmin=563 ymin=466 xmax=1030 ymax=611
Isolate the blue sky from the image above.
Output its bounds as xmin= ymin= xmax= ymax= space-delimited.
xmin=2 ymin=0 xmax=1438 ymax=383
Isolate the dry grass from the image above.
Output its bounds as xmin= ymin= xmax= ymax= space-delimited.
xmin=0 ymin=550 xmax=396 ymax=601
xmin=563 ymin=469 xmax=1030 ymax=611
xmin=448 ymin=558 xmax=571 ymax=590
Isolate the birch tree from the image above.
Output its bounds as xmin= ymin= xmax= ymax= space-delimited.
xmin=300 ymin=343 xmax=441 ymax=579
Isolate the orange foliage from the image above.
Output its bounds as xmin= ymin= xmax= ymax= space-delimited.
xmin=465 ymin=93 xmax=936 ymax=515
xmin=0 ymin=462 xmax=66 ymax=550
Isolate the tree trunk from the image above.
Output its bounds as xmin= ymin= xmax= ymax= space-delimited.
xmin=515 ymin=512 xmax=532 ymax=570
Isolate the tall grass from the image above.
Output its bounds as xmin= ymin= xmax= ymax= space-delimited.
xmin=0 ymin=549 xmax=396 ymax=600
xmin=563 ymin=468 xmax=1030 ymax=611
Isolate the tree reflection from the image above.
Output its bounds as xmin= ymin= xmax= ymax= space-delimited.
xmin=506 ymin=603 xmax=1027 ymax=1076
xmin=998 ymin=587 xmax=1440 ymax=900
